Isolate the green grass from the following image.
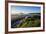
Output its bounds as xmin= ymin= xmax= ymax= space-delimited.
xmin=16 ymin=16 xmax=40 ymax=28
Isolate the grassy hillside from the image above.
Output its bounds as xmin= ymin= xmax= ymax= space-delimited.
xmin=11 ymin=13 xmax=40 ymax=28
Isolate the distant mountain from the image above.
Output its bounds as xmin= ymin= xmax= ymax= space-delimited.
xmin=11 ymin=13 xmax=40 ymax=20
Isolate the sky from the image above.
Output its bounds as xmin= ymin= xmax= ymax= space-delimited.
xmin=11 ymin=6 xmax=41 ymax=14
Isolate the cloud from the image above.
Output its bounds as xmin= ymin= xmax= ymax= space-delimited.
xmin=12 ymin=10 xmax=31 ymax=14
xmin=11 ymin=10 xmax=40 ymax=14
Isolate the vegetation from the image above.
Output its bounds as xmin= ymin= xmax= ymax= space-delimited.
xmin=11 ymin=14 xmax=41 ymax=28
xmin=16 ymin=16 xmax=40 ymax=28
